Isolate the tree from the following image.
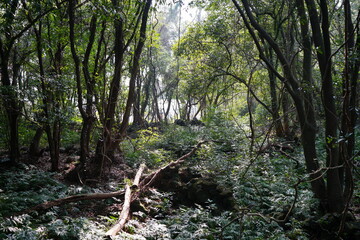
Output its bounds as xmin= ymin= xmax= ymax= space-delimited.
xmin=230 ymin=0 xmax=359 ymax=213
xmin=69 ymin=0 xmax=108 ymax=169
xmin=0 ymin=0 xmax=59 ymax=163
xmin=93 ymin=0 xmax=153 ymax=177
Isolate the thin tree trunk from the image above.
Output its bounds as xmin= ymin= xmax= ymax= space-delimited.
xmin=133 ymin=76 xmax=144 ymax=126
xmin=267 ymin=49 xmax=283 ymax=137
xmin=234 ymin=0 xmax=327 ymax=202
xmin=340 ymin=0 xmax=358 ymax=201
xmin=0 ymin=52 xmax=20 ymax=163
xmin=93 ymin=11 xmax=126 ymax=176
xmin=119 ymin=0 xmax=153 ymax=136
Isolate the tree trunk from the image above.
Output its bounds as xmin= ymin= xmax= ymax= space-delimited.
xmin=306 ymin=0 xmax=344 ymax=212
xmin=234 ymin=0 xmax=328 ymax=203
xmin=0 ymin=52 xmax=20 ymax=163
xmin=268 ymin=60 xmax=283 ymax=137
xmin=6 ymin=106 xmax=20 ymax=162
xmin=340 ymin=0 xmax=359 ymax=201
xmin=93 ymin=10 xmax=125 ymax=176
xmin=69 ymin=1 xmax=98 ymax=168
xmin=34 ymin=21 xmax=60 ymax=172
xmin=281 ymin=90 xmax=291 ymax=137
xmin=133 ymin=76 xmax=144 ymax=126
xmin=119 ymin=0 xmax=153 ymax=136
xmin=29 ymin=127 xmax=44 ymax=160
xmin=264 ymin=44 xmax=284 ymax=137
xmin=140 ymin=74 xmax=151 ymax=121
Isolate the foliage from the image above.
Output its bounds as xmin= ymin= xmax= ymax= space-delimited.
xmin=0 ymin=166 xmax=107 ymax=239
xmin=0 ymin=166 xmax=66 ymax=216
xmin=1 ymin=115 xmax=358 ymax=238
xmin=61 ymin=123 xmax=81 ymax=150
xmin=121 ymin=128 xmax=174 ymax=168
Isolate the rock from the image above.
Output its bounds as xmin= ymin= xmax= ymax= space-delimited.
xmin=65 ymin=145 xmax=80 ymax=154
xmin=174 ymin=119 xmax=187 ymax=126
xmin=189 ymin=118 xmax=205 ymax=126
xmin=178 ymin=167 xmax=201 ymax=182
xmin=148 ymin=165 xmax=237 ymax=212
xmin=183 ymin=178 xmax=236 ymax=211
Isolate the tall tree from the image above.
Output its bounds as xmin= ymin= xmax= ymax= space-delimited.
xmin=231 ymin=0 xmax=332 ymax=208
xmin=93 ymin=0 xmax=153 ymax=177
xmin=69 ymin=0 xmax=108 ymax=169
xmin=339 ymin=0 xmax=360 ymax=211
xmin=0 ymin=0 xmax=58 ymax=163
xmin=230 ymin=0 xmax=359 ymax=213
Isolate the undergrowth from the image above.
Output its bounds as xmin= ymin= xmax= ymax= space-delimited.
xmin=0 ymin=115 xmax=357 ymax=239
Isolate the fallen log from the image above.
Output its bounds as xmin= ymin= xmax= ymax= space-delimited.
xmin=19 ymin=190 xmax=124 ymax=215
xmin=106 ymin=163 xmax=146 ymax=236
xmin=16 ymin=165 xmax=147 ymax=217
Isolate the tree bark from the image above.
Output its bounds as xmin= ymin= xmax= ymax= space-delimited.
xmin=267 ymin=49 xmax=283 ymax=137
xmin=69 ymin=1 xmax=98 ymax=168
xmin=34 ymin=21 xmax=60 ymax=172
xmin=340 ymin=0 xmax=359 ymax=202
xmin=29 ymin=127 xmax=44 ymax=160
xmin=0 ymin=45 xmax=20 ymax=163
xmin=93 ymin=6 xmax=126 ymax=177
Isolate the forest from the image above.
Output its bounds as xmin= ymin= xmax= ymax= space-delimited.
xmin=0 ymin=0 xmax=359 ymax=239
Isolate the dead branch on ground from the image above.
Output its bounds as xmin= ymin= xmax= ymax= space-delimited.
xmin=106 ymin=163 xmax=146 ymax=236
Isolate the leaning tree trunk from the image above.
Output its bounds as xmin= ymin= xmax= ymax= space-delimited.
xmin=34 ymin=22 xmax=60 ymax=172
xmin=295 ymin=0 xmax=327 ymax=202
xmin=69 ymin=2 xmax=99 ymax=169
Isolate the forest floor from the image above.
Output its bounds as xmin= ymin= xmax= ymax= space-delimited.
xmin=1 ymin=122 xmax=360 ymax=239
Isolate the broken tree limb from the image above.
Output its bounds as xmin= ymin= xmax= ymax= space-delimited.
xmin=106 ymin=142 xmax=205 ymax=236
xmin=133 ymin=163 xmax=146 ymax=186
xmin=106 ymin=163 xmax=146 ymax=236
xmin=17 ymin=164 xmax=147 ymax=217
xmin=19 ymin=190 xmax=125 ymax=215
